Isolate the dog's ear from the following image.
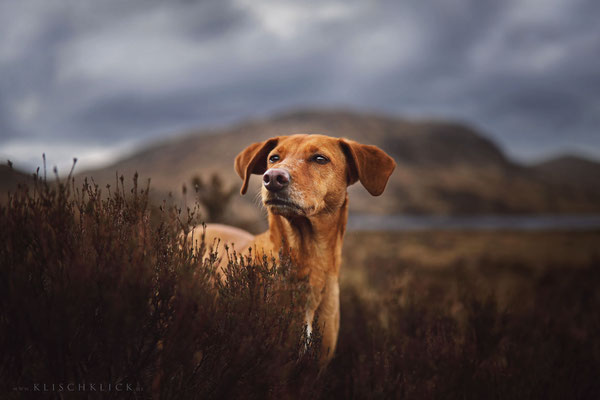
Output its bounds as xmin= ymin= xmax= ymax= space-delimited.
xmin=339 ymin=139 xmax=396 ymax=196
xmin=234 ymin=137 xmax=280 ymax=195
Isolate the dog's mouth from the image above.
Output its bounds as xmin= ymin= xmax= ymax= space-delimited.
xmin=264 ymin=198 xmax=304 ymax=213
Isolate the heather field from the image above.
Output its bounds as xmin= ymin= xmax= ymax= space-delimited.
xmin=1 ymin=175 xmax=599 ymax=399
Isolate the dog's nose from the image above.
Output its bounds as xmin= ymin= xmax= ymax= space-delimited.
xmin=263 ymin=168 xmax=290 ymax=192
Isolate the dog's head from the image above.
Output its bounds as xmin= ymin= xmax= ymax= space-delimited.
xmin=235 ymin=134 xmax=396 ymax=217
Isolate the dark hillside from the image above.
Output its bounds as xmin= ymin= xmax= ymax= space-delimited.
xmin=533 ymin=155 xmax=600 ymax=187
xmin=6 ymin=110 xmax=600 ymax=219
xmin=0 ymin=165 xmax=32 ymax=203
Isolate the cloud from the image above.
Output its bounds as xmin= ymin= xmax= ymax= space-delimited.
xmin=0 ymin=0 xmax=599 ymax=171
xmin=236 ymin=0 xmax=357 ymax=40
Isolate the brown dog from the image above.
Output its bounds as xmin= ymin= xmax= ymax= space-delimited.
xmin=191 ymin=134 xmax=395 ymax=363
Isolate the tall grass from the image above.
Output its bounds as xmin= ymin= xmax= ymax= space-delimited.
xmin=1 ymin=171 xmax=599 ymax=399
xmin=0 ymin=172 xmax=315 ymax=399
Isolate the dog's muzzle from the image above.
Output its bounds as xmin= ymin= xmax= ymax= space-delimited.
xmin=263 ymin=168 xmax=290 ymax=192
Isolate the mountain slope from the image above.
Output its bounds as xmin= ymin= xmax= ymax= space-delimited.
xmin=0 ymin=165 xmax=33 ymax=203
xmin=532 ymin=155 xmax=600 ymax=187
xmin=70 ymin=110 xmax=600 ymax=220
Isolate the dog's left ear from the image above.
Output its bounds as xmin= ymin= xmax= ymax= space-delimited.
xmin=234 ymin=137 xmax=280 ymax=195
xmin=339 ymin=139 xmax=396 ymax=196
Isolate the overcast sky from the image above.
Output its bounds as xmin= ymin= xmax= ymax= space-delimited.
xmin=1 ymin=0 xmax=599 ymax=172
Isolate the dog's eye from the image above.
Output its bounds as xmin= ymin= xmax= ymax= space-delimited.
xmin=312 ymin=154 xmax=330 ymax=165
xmin=269 ymin=154 xmax=280 ymax=163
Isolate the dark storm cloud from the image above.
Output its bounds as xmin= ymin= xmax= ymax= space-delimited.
xmin=1 ymin=0 xmax=599 ymax=170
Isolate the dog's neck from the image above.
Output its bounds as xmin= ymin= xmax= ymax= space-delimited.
xmin=266 ymin=194 xmax=349 ymax=278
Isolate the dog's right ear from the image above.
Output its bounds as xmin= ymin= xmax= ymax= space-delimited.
xmin=234 ymin=137 xmax=279 ymax=195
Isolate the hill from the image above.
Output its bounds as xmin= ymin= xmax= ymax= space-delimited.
xmin=532 ymin=155 xmax=600 ymax=188
xmin=74 ymin=110 xmax=600 ymax=222
xmin=0 ymin=165 xmax=33 ymax=203
xmin=6 ymin=110 xmax=600 ymax=222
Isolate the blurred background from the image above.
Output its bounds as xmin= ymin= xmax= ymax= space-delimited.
xmin=1 ymin=0 xmax=600 ymax=229
xmin=2 ymin=2 xmax=600 ymax=395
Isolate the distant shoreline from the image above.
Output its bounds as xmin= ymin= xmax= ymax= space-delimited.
xmin=347 ymin=214 xmax=600 ymax=231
